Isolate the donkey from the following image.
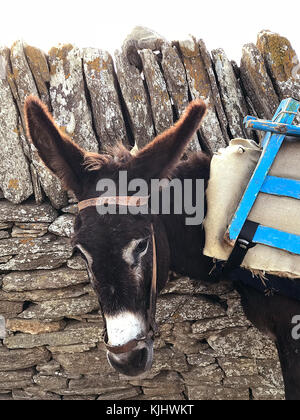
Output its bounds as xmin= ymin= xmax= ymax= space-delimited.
xmin=24 ymin=96 xmax=300 ymax=399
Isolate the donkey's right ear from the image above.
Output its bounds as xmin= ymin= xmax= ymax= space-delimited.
xmin=24 ymin=96 xmax=87 ymax=197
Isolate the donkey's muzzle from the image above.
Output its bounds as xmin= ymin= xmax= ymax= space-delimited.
xmin=107 ymin=339 xmax=154 ymax=377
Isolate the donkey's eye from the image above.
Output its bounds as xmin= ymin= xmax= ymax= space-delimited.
xmin=135 ymin=238 xmax=149 ymax=256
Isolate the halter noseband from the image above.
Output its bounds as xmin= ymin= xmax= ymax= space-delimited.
xmin=78 ymin=196 xmax=157 ymax=355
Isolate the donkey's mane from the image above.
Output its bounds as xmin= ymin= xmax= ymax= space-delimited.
xmin=83 ymin=143 xmax=133 ymax=172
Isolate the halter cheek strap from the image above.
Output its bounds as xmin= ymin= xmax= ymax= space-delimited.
xmin=78 ymin=196 xmax=157 ymax=355
xmin=104 ymin=225 xmax=157 ymax=355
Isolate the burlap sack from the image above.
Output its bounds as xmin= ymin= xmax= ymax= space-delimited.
xmin=203 ymin=138 xmax=300 ymax=278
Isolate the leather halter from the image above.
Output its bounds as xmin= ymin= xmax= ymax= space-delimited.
xmin=78 ymin=196 xmax=149 ymax=211
xmin=78 ymin=196 xmax=157 ymax=355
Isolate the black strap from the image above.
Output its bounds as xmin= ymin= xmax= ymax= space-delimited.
xmin=209 ymin=220 xmax=300 ymax=303
xmin=223 ymin=220 xmax=259 ymax=276
xmin=229 ymin=267 xmax=300 ymax=302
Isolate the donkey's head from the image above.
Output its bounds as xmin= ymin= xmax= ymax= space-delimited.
xmin=24 ymin=96 xmax=206 ymax=376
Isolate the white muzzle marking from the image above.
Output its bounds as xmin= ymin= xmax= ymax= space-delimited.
xmin=105 ymin=312 xmax=146 ymax=347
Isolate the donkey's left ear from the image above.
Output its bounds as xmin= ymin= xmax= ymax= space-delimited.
xmin=24 ymin=96 xmax=87 ymax=197
xmin=129 ymin=99 xmax=207 ymax=180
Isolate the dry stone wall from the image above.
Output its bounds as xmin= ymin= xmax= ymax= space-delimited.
xmin=0 ymin=27 xmax=299 ymax=400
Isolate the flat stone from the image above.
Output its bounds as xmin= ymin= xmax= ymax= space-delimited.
xmin=161 ymin=276 xmax=234 ymax=296
xmin=18 ymin=294 xmax=99 ymax=320
xmin=32 ymin=374 xmax=67 ymax=391
xmin=148 ymin=347 xmax=188 ymax=377
xmin=186 ymin=353 xmax=215 ymax=367
xmin=15 ymin=222 xmax=49 ymax=230
xmin=181 ymin=363 xmax=224 ymax=386
xmin=9 ymin=40 xmax=39 ymax=123
xmin=64 ymin=371 xmax=134 ymax=395
xmin=198 ymin=40 xmax=230 ymax=144
xmin=48 ymin=214 xmax=75 ymax=237
xmin=0 ymin=347 xmax=50 ymax=371
xmin=29 ymin=144 xmax=68 ymax=209
xmin=218 ymin=358 xmax=258 ymax=377
xmin=165 ymin=321 xmax=203 ymax=354
xmin=139 ymin=49 xmax=174 ymax=136
xmin=0 ymin=379 xmax=33 ymax=390
xmin=256 ymin=359 xmax=284 ymax=389
xmin=58 ymin=372 xmax=135 ymax=396
xmin=0 ymin=222 xmax=13 ymax=230
xmin=207 ymin=327 xmax=278 ymax=359
xmin=0 ymin=234 xmax=72 ymax=271
xmin=83 ymin=48 xmax=129 ymax=149
xmin=257 ymin=30 xmax=300 ymax=101
xmin=53 ymin=348 xmax=114 ymax=375
xmin=47 ymin=343 xmax=96 ymax=354
xmin=0 ymin=284 xmax=92 ymax=302
xmin=132 ymin=372 xmax=184 ymax=397
xmin=61 ymin=204 xmax=78 ymax=215
xmin=0 ymin=251 xmax=72 ymax=271
xmin=67 ymin=254 xmax=86 ymax=270
xmin=24 ymin=44 xmax=51 ymax=108
xmin=11 ymin=226 xmax=47 ymax=238
xmin=0 ymin=300 xmax=23 ymax=317
xmin=4 ymin=323 xmax=103 ymax=349
xmin=212 ymin=48 xmax=250 ymax=139
xmin=226 ymin=297 xmax=247 ymax=318
xmin=138 ymin=394 xmax=186 ymax=401
xmin=177 ymin=38 xmax=227 ymax=152
xmin=6 ymin=319 xmax=66 ymax=335
xmin=0 ymin=47 xmax=33 ymax=204
xmin=12 ymin=222 xmax=48 ymax=238
xmin=223 ymin=374 xmax=268 ymax=389
xmin=67 ymin=191 xmax=78 ymax=204
xmin=130 ymin=370 xmax=181 ymax=387
xmin=29 ymin=163 xmax=44 ymax=205
xmin=0 ymin=256 xmax=12 ymax=264
xmin=36 ymin=360 xmax=61 ymax=376
xmin=0 ymin=368 xmax=33 ymax=382
xmin=68 ymin=372 xmax=122 ymax=389
xmin=161 ymin=43 xmax=199 ymax=152
xmin=156 ymin=294 xmax=226 ymax=324
xmin=252 ymin=386 xmax=285 ymax=401
xmin=0 ymin=394 xmax=12 ymax=400
xmin=97 ymin=388 xmax=141 ymax=400
xmin=0 ymin=234 xmax=72 ymax=257
xmin=187 ymin=384 xmax=249 ymax=400
xmin=48 ymin=44 xmax=99 ymax=153
xmin=240 ymin=43 xmax=279 ymax=120
xmin=191 ymin=315 xmax=250 ymax=339
xmin=13 ymin=387 xmax=61 ymax=400
xmin=0 ymin=201 xmax=57 ymax=223
xmin=69 ymin=313 xmax=103 ymax=323
xmin=115 ymin=49 xmax=155 ymax=149
xmin=0 ymin=231 xmax=9 ymax=239
xmin=2 ymin=268 xmax=88 ymax=291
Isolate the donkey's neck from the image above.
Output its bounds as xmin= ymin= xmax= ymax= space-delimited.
xmin=160 ymin=152 xmax=214 ymax=281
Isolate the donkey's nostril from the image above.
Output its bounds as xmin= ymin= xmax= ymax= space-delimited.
xmin=107 ymin=341 xmax=153 ymax=377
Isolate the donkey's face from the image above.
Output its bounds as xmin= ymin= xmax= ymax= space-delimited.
xmin=73 ymin=210 xmax=167 ymax=376
xmin=24 ymin=96 xmax=206 ymax=376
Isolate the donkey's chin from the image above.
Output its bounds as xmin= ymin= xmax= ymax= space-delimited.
xmin=107 ymin=340 xmax=154 ymax=377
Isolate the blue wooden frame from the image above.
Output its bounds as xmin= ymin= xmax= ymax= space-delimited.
xmin=226 ymin=97 xmax=300 ymax=255
xmin=261 ymin=176 xmax=300 ymax=200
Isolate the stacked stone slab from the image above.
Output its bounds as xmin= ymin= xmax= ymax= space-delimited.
xmin=0 ymin=27 xmax=299 ymax=399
